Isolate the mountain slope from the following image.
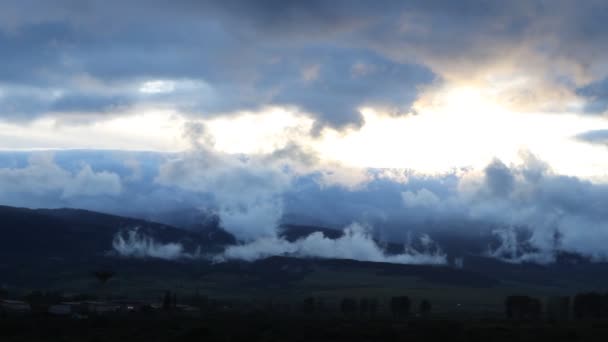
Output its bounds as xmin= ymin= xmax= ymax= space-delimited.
xmin=2 ymin=205 xmax=608 ymax=298
xmin=0 ymin=205 xmax=226 ymax=260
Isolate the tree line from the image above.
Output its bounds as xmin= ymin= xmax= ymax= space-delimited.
xmin=296 ymin=296 xmax=432 ymax=318
xmin=506 ymin=292 xmax=608 ymax=320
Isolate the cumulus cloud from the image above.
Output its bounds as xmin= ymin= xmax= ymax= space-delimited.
xmin=111 ymin=228 xmax=200 ymax=260
xmin=0 ymin=153 xmax=70 ymax=195
xmin=154 ymin=144 xmax=369 ymax=240
xmin=0 ymin=0 xmax=432 ymax=130
xmin=155 ymin=122 xmax=373 ymax=240
xmin=155 ymin=147 xmax=290 ymax=241
xmin=6 ymin=0 xmax=608 ymax=131
xmin=0 ymin=152 xmax=122 ymax=200
xmin=3 ymin=148 xmax=608 ymax=265
xmin=217 ymin=222 xmax=447 ymax=265
xmin=402 ymin=188 xmax=440 ymax=209
xmin=409 ymin=152 xmax=608 ymax=262
xmin=61 ymin=164 xmax=122 ymax=198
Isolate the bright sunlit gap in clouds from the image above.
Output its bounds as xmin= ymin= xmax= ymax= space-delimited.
xmin=315 ymin=85 xmax=608 ymax=178
xmin=204 ymin=108 xmax=314 ymax=154
xmin=0 ymin=109 xmax=189 ymax=152
xmin=1 ymin=85 xmax=608 ymax=180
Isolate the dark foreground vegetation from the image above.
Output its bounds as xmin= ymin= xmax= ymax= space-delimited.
xmin=3 ymin=312 xmax=608 ymax=342
xmin=3 ymin=291 xmax=608 ymax=341
xmin=4 ymin=206 xmax=608 ymax=340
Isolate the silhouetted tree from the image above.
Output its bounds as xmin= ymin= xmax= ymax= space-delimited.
xmin=263 ymin=298 xmax=275 ymax=313
xmin=369 ymin=298 xmax=378 ymax=318
xmin=360 ymin=298 xmax=370 ymax=316
xmin=93 ymin=270 xmax=115 ymax=284
xmin=506 ymin=295 xmax=541 ymax=320
xmin=602 ymin=294 xmax=608 ymax=318
xmin=547 ymin=296 xmax=570 ymax=321
xmin=316 ymin=298 xmax=326 ymax=314
xmin=302 ymin=297 xmax=316 ymax=314
xmin=162 ymin=291 xmax=172 ymax=311
xmin=190 ymin=291 xmax=209 ymax=313
xmin=574 ymin=292 xmax=603 ymax=319
xmin=419 ymin=299 xmax=432 ymax=317
xmin=341 ymin=297 xmax=358 ymax=317
xmin=390 ymin=296 xmax=411 ymax=319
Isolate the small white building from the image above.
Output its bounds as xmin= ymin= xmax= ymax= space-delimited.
xmin=111 ymin=300 xmax=148 ymax=312
xmin=84 ymin=301 xmax=120 ymax=314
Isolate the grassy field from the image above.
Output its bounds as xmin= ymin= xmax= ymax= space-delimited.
xmin=3 ymin=259 xmax=584 ymax=318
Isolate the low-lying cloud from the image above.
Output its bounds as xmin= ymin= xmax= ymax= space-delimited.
xmin=4 ymin=148 xmax=608 ymax=265
xmin=110 ymin=224 xmax=447 ymax=266
xmin=486 ymin=227 xmax=557 ymax=265
xmin=216 ymin=223 xmax=447 ymax=265
xmin=111 ymin=228 xmax=200 ymax=260
xmin=395 ymin=152 xmax=608 ymax=263
xmin=155 ymin=125 xmax=370 ymax=241
xmin=0 ymin=153 xmax=122 ymax=202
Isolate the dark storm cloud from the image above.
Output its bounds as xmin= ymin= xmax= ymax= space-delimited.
xmin=0 ymin=0 xmax=433 ymax=128
xmin=4 ymin=1 xmax=608 ymax=127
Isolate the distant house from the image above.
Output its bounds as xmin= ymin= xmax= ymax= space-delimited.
xmin=84 ymin=301 xmax=120 ymax=314
xmin=47 ymin=301 xmax=119 ymax=315
xmin=0 ymin=299 xmax=31 ymax=314
xmin=111 ymin=300 xmax=149 ymax=312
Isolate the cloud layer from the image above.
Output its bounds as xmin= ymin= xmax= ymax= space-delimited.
xmin=3 ymin=0 xmax=608 ymax=133
xmin=2 ymin=148 xmax=608 ymax=264
xmin=3 ymin=1 xmax=608 ymax=265
xmin=0 ymin=153 xmax=122 ymax=200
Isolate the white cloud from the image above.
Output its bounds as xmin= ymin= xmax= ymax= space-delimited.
xmin=0 ymin=153 xmax=122 ymax=199
xmin=217 ymin=222 xmax=447 ymax=265
xmin=0 ymin=109 xmax=189 ymax=151
xmin=111 ymin=228 xmax=200 ymax=260
xmin=402 ymin=188 xmax=440 ymax=209
xmin=396 ymin=153 xmax=608 ymax=263
xmin=62 ymin=164 xmax=122 ymax=198
xmin=155 ymin=146 xmax=292 ymax=241
xmin=138 ymin=80 xmax=175 ymax=94
xmin=0 ymin=153 xmax=70 ymax=195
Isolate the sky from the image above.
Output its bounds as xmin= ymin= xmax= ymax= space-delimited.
xmin=3 ymin=0 xmax=608 ymax=263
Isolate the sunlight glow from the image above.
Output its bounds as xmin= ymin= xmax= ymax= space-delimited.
xmin=3 ymin=84 xmax=608 ymax=180
xmin=314 ymin=86 xmax=608 ymax=178
xmin=139 ymin=80 xmax=176 ymax=94
xmin=204 ymin=108 xmax=314 ymax=154
xmin=0 ymin=109 xmax=188 ymax=151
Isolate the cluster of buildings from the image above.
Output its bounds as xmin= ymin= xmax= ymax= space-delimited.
xmin=0 ymin=298 xmax=199 ymax=317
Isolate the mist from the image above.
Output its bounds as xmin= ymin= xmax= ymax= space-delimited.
xmin=111 ymin=228 xmax=201 ymax=260
xmin=3 ymin=149 xmax=608 ymax=264
xmin=217 ymin=223 xmax=447 ymax=265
